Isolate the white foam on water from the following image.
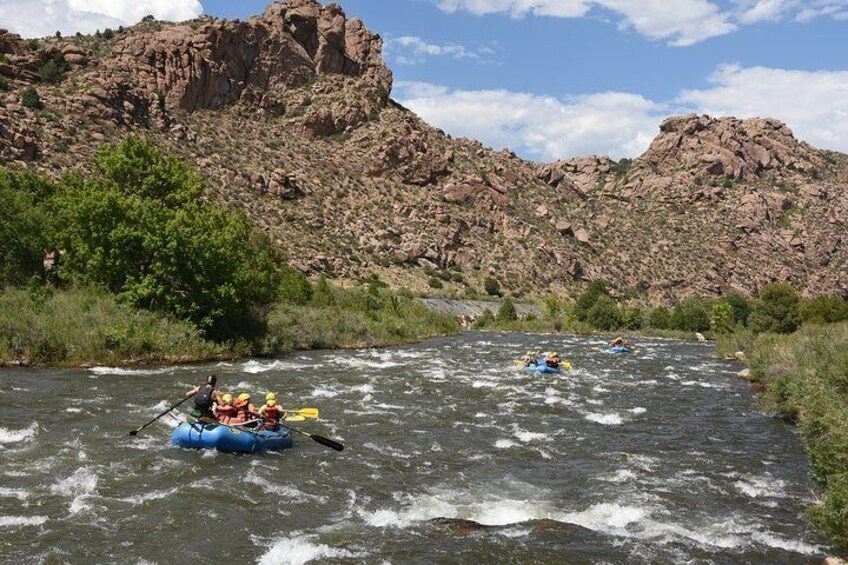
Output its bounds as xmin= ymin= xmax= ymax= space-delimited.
xmin=118 ymin=488 xmax=178 ymax=506
xmin=562 ymin=502 xmax=646 ymax=532
xmin=311 ymin=387 xmax=339 ymax=398
xmin=0 ymin=515 xmax=47 ymax=527
xmin=585 ymin=413 xmax=623 ymax=426
xmin=751 ymin=531 xmax=823 ymax=555
xmin=601 ymin=470 xmax=638 ymax=483
xmin=50 ymin=467 xmax=98 ymax=497
xmin=495 ymin=439 xmax=518 ymax=449
xmin=733 ymin=474 xmax=787 ymax=499
xmin=258 ymin=534 xmax=358 ymax=565
xmin=351 ymin=384 xmax=375 ymax=394
xmin=471 ymin=380 xmax=498 ymax=389
xmin=65 ymin=407 xmax=83 ymax=413
xmin=242 ymin=471 xmax=327 ymax=504
xmin=243 ymin=360 xmax=306 ymax=374
xmin=629 ymin=407 xmax=647 ymax=415
xmin=0 ymin=422 xmax=38 ymax=444
xmin=593 ymin=386 xmax=610 ymax=393
xmin=0 ymin=487 xmax=29 ymax=500
xmin=234 ymin=381 xmax=256 ymax=391
xmin=513 ymin=429 xmax=548 ymax=443
xmin=89 ymin=366 xmax=174 ymax=376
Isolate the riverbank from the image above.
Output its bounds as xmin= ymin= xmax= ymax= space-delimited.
xmin=720 ymin=323 xmax=848 ymax=550
xmin=0 ymin=286 xmax=460 ymax=367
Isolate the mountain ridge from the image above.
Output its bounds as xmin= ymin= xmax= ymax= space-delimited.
xmin=1 ymin=0 xmax=846 ymax=302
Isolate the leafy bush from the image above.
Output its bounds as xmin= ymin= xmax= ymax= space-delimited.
xmin=21 ymin=87 xmax=42 ymax=109
xmin=38 ymin=52 xmax=70 ymax=84
xmin=103 ymin=28 xmax=115 ymax=40
xmin=0 ymin=76 xmax=9 ymax=91
xmin=670 ymin=297 xmax=711 ymax=332
xmin=427 ymin=277 xmax=443 ymax=290
xmin=473 ymin=308 xmax=495 ymax=329
xmin=587 ymin=295 xmax=621 ymax=331
xmin=497 ymin=298 xmax=518 ymax=322
xmin=0 ymin=171 xmax=56 ymax=286
xmin=311 ymin=275 xmax=335 ymax=308
xmin=709 ymin=302 xmax=734 ymax=334
xmin=575 ymin=279 xmax=611 ymax=322
xmin=53 ymin=136 xmax=281 ymax=340
xmin=542 ymin=293 xmax=561 ymax=321
xmin=279 ymin=267 xmax=313 ymax=305
xmin=749 ymin=282 xmax=800 ymax=334
xmin=484 ymin=277 xmax=501 ymax=297
xmin=723 ymin=292 xmax=751 ymax=326
xmin=647 ymin=306 xmax=671 ymax=329
xmin=620 ymin=306 xmax=643 ymax=330
xmin=800 ymin=296 xmax=848 ymax=325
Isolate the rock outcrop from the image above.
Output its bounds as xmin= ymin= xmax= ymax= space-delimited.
xmin=1 ymin=1 xmax=847 ymax=302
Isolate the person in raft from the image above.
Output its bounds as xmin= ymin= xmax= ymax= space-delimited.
xmin=234 ymin=392 xmax=260 ymax=423
xmin=214 ymin=393 xmax=238 ymax=424
xmin=545 ymin=352 xmax=561 ymax=369
xmin=522 ymin=351 xmax=539 ymax=367
xmin=186 ymin=375 xmax=222 ymax=420
xmin=258 ymin=392 xmax=287 ymax=430
xmin=610 ymin=337 xmax=633 ymax=348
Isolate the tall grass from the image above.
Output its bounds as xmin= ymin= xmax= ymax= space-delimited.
xmin=744 ymin=322 xmax=848 ymax=548
xmin=0 ymin=287 xmax=227 ymax=366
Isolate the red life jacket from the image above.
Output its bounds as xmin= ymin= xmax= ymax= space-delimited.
xmin=263 ymin=405 xmax=281 ymax=426
xmin=216 ymin=404 xmax=237 ymax=423
xmin=234 ymin=400 xmax=256 ymax=422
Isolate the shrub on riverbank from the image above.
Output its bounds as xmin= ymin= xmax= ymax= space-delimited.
xmin=743 ymin=322 xmax=848 ymax=548
xmin=0 ymin=287 xmax=227 ymax=366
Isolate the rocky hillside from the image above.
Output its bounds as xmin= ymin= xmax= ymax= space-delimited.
xmin=1 ymin=0 xmax=846 ymax=303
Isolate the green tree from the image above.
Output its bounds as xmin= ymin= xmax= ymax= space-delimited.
xmin=710 ymin=302 xmax=735 ymax=334
xmin=53 ymin=136 xmax=280 ymax=339
xmin=574 ymin=279 xmax=611 ymax=321
xmin=279 ymin=267 xmax=313 ymax=306
xmin=484 ymin=277 xmax=501 ymax=297
xmin=497 ymin=297 xmax=518 ymax=322
xmin=723 ymin=292 xmax=751 ymax=326
xmin=587 ymin=294 xmax=621 ymax=331
xmin=542 ymin=293 xmax=561 ymax=321
xmin=670 ymin=297 xmax=711 ymax=332
xmin=38 ymin=52 xmax=70 ymax=84
xmin=647 ymin=306 xmax=671 ymax=329
xmin=749 ymin=283 xmax=801 ymax=334
xmin=799 ymin=295 xmax=848 ymax=325
xmin=0 ymin=171 xmax=56 ymax=286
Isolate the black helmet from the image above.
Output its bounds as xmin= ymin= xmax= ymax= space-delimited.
xmin=206 ymin=374 xmax=217 ymax=386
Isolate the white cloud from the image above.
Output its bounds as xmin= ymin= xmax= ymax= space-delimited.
xmin=396 ymin=64 xmax=848 ymax=161
xmin=0 ymin=0 xmax=202 ymax=38
xmin=434 ymin=0 xmax=737 ymax=46
xmin=385 ymin=36 xmax=495 ymax=65
xmin=734 ymin=0 xmax=799 ymax=23
xmin=678 ymin=64 xmax=848 ymax=151
xmin=395 ymin=81 xmax=666 ymax=160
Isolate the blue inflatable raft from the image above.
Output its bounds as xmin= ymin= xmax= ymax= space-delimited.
xmin=172 ymin=421 xmax=293 ymax=454
xmin=522 ymin=362 xmax=560 ymax=374
xmin=607 ymin=345 xmax=633 ymax=354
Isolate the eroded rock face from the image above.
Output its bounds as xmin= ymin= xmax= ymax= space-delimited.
xmin=100 ymin=0 xmax=391 ymax=113
xmin=640 ymin=114 xmax=824 ymax=181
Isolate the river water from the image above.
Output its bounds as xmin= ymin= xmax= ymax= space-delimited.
xmin=0 ymin=333 xmax=830 ymax=564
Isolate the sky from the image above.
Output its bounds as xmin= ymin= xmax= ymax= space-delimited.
xmin=1 ymin=0 xmax=846 ymax=161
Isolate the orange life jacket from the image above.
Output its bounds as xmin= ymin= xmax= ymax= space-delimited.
xmin=216 ymin=404 xmax=237 ymax=424
xmin=262 ymin=405 xmax=281 ymax=427
xmin=234 ymin=400 xmax=257 ymax=422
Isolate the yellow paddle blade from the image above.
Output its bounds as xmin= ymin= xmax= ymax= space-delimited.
xmin=564 ymin=362 xmax=573 ymax=371
xmin=285 ymin=415 xmax=306 ymax=423
xmin=291 ymin=408 xmax=319 ymax=419
xmin=512 ymin=360 xmax=526 ymax=365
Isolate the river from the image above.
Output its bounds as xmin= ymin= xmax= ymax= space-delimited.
xmin=0 ymin=333 xmax=830 ymax=564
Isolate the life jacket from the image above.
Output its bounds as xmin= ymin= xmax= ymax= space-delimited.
xmin=216 ymin=404 xmax=237 ymax=423
xmin=234 ymin=400 xmax=256 ymax=422
xmin=194 ymin=385 xmax=215 ymax=410
xmin=263 ymin=405 xmax=281 ymax=425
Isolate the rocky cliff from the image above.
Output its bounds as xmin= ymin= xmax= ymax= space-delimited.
xmin=1 ymin=0 xmax=846 ymax=302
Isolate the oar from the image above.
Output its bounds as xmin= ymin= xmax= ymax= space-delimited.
xmin=280 ymin=423 xmax=344 ymax=452
xmin=128 ymin=396 xmax=191 ymax=436
xmin=288 ymin=408 xmax=319 ymax=419
xmin=285 ymin=415 xmax=306 ymax=423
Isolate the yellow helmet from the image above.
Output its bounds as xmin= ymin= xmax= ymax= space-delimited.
xmin=267 ymin=399 xmax=277 ymax=407
xmin=266 ymin=392 xmax=276 ymax=401
xmin=551 ymin=352 xmax=558 ymax=357
xmin=222 ymin=393 xmax=233 ymax=404
xmin=238 ymin=392 xmax=251 ymax=402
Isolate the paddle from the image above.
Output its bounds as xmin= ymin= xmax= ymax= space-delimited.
xmin=280 ymin=423 xmax=344 ymax=452
xmin=287 ymin=408 xmax=319 ymax=419
xmin=284 ymin=415 xmax=306 ymax=423
xmin=128 ymin=396 xmax=191 ymax=436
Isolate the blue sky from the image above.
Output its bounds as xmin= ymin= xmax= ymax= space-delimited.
xmin=4 ymin=0 xmax=847 ymax=160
